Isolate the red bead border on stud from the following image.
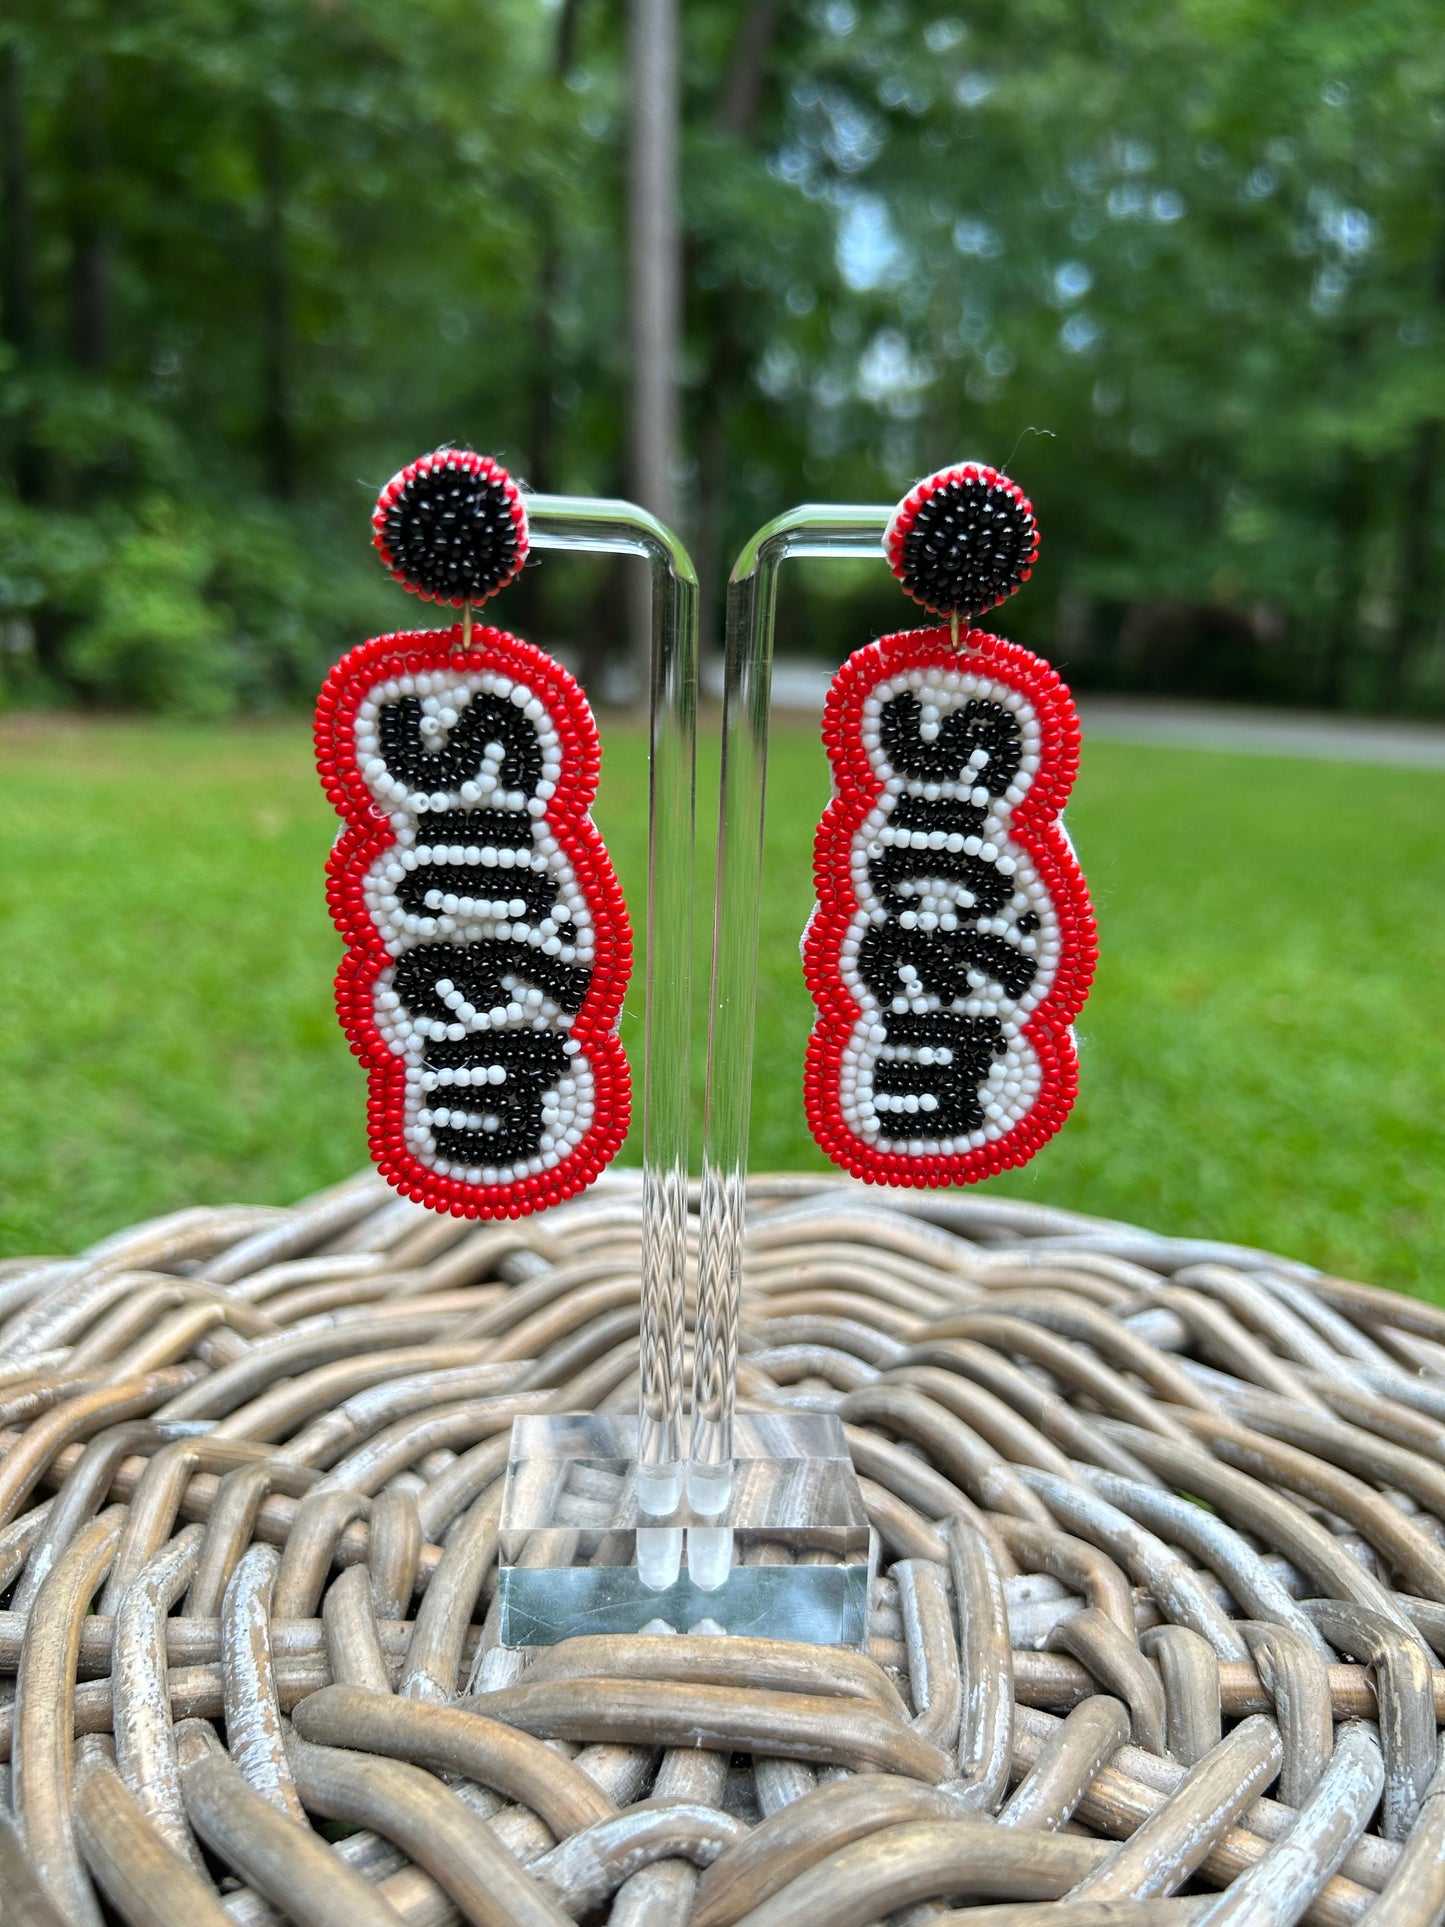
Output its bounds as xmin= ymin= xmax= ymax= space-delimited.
xmin=371 ymin=451 xmax=530 ymax=607
xmin=315 ymin=626 xmax=631 ymax=1219
xmin=802 ymin=627 xmax=1096 ymax=1188
xmin=885 ymin=463 xmax=1040 ymax=617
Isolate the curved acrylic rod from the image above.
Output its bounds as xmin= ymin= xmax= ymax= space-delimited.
xmin=688 ymin=503 xmax=892 ymax=1523
xmin=525 ymin=492 xmax=699 ymax=1515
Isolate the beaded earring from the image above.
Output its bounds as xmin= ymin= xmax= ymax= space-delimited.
xmin=315 ymin=450 xmax=632 ymax=1220
xmin=803 ymin=462 xmax=1096 ymax=1188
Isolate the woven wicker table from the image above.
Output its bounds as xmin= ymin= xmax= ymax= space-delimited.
xmin=0 ymin=1170 xmax=1440 ymax=1926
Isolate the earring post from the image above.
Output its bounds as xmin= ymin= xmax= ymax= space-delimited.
xmin=688 ymin=503 xmax=892 ymax=1537
xmin=524 ymin=492 xmax=698 ymax=1534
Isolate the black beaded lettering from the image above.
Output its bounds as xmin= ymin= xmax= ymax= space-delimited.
xmin=372 ymin=686 xmax=590 ymax=1175
xmin=889 ymin=792 xmax=988 ymax=839
xmin=423 ymin=1030 xmax=573 ymax=1166
xmin=378 ymin=692 xmax=544 ymax=796
xmin=857 ymin=919 xmax=1038 ymax=1009
xmin=866 ymin=845 xmax=1014 ymax=919
xmin=394 ymin=941 xmax=591 ymax=1024
xmin=871 ymin=1012 xmax=1007 ymax=1137
xmin=879 ymin=691 xmax=1023 ymax=793
xmin=851 ymin=689 xmax=1039 ymax=1143
xmin=414 ymin=807 xmax=534 ymax=845
xmin=396 ymin=858 xmax=559 ymax=925
xmin=395 ymin=807 xmax=558 ymax=921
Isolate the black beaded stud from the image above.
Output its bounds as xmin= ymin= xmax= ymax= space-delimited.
xmin=885 ymin=462 xmax=1039 ymax=619
xmin=372 ymin=450 xmax=529 ymax=606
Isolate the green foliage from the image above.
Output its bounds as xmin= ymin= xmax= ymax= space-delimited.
xmin=65 ymin=503 xmax=232 ymax=714
xmin=0 ymin=488 xmax=386 ymax=713
xmin=1 ymin=0 xmax=1442 ymax=709
xmin=0 ymin=718 xmax=1441 ymax=1293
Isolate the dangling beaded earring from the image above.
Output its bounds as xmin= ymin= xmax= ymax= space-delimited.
xmin=803 ymin=462 xmax=1097 ymax=1187
xmin=315 ymin=450 xmax=632 ymax=1220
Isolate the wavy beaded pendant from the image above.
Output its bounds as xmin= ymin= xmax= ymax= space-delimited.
xmin=316 ymin=451 xmax=632 ymax=1219
xmin=803 ymin=463 xmax=1096 ymax=1187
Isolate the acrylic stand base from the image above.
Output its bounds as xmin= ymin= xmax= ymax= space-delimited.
xmin=496 ymin=1412 xmax=872 ymax=1648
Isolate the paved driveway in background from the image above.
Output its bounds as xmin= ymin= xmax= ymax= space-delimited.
xmin=1077 ymin=697 xmax=1445 ymax=769
xmin=749 ymin=662 xmax=1445 ymax=769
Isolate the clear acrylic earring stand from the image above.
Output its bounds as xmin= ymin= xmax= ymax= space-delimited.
xmin=677 ymin=505 xmax=893 ymax=1642
xmin=496 ymin=492 xmax=698 ymax=1643
xmin=498 ymin=498 xmax=892 ymax=1647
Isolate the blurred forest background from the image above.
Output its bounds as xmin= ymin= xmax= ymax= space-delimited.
xmin=2 ymin=0 xmax=1444 ymax=715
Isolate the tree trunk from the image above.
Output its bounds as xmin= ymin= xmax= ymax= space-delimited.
xmin=525 ymin=0 xmax=587 ymax=498
xmin=1382 ymin=188 xmax=1445 ymax=711
xmin=693 ymin=0 xmax=782 ymax=663
xmin=258 ymin=113 xmax=293 ymax=499
xmin=692 ymin=322 xmax=741 ymax=663
xmin=69 ymin=56 xmax=110 ymax=372
xmin=717 ymin=0 xmax=779 ymax=136
xmin=510 ymin=0 xmax=588 ymax=671
xmin=1 ymin=40 xmax=43 ymax=502
xmin=1383 ymin=420 xmax=1440 ymax=709
xmin=1320 ymin=460 xmax=1368 ymax=709
xmin=627 ymin=0 xmax=682 ymax=699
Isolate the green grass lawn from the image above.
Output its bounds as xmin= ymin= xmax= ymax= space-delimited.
xmin=0 ymin=715 xmax=1441 ymax=1294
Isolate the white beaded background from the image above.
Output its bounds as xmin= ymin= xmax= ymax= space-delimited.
xmin=828 ymin=666 xmax=1065 ymax=1157
xmin=353 ymin=668 xmax=596 ymax=1187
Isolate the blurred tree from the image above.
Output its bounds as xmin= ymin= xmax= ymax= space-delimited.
xmin=0 ymin=0 xmax=1440 ymax=712
xmin=733 ymin=0 xmax=1445 ymax=707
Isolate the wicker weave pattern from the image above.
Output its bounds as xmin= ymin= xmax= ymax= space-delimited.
xmin=0 ymin=1171 xmax=1441 ymax=1925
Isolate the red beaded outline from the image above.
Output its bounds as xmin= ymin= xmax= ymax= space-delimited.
xmin=885 ymin=463 xmax=1040 ymax=617
xmin=315 ymin=625 xmax=632 ymax=1219
xmin=803 ymin=627 xmax=1095 ymax=1188
xmin=371 ymin=451 xmax=530 ymax=607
